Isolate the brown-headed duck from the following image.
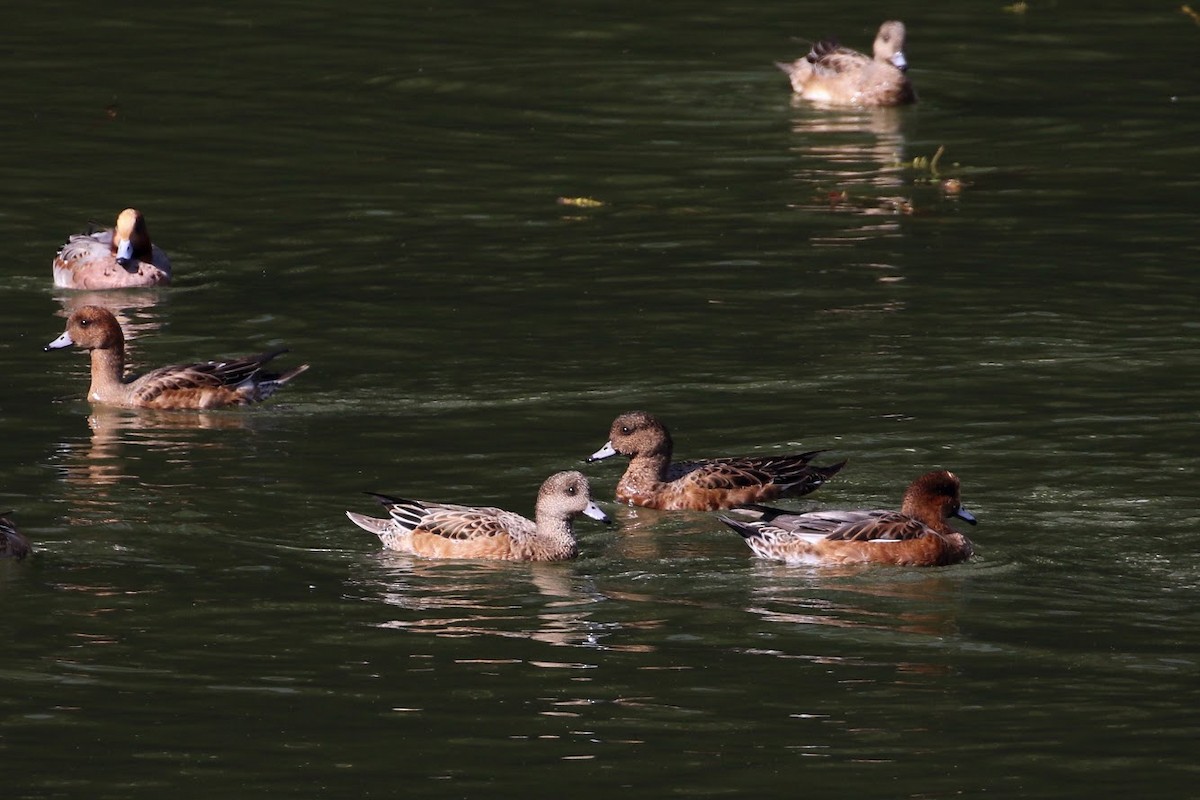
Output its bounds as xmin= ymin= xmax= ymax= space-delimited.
xmin=45 ymin=305 xmax=307 ymax=410
xmin=586 ymin=410 xmax=845 ymax=511
xmin=719 ymin=470 xmax=977 ymax=567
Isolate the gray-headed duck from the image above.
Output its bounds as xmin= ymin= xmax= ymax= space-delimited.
xmin=346 ymin=471 xmax=612 ymax=561
xmin=45 ymin=305 xmax=308 ymax=410
xmin=586 ymin=411 xmax=845 ymax=511
xmin=53 ymin=208 xmax=172 ymax=289
xmin=776 ymin=20 xmax=916 ymax=107
xmin=719 ymin=470 xmax=977 ymax=567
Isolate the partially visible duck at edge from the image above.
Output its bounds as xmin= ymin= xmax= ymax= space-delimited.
xmin=719 ymin=470 xmax=977 ymax=567
xmin=586 ymin=410 xmax=845 ymax=512
xmin=346 ymin=470 xmax=612 ymax=561
xmin=1 ymin=514 xmax=32 ymax=561
xmin=776 ymin=20 xmax=916 ymax=107
xmin=53 ymin=208 xmax=172 ymax=289
xmin=45 ymin=305 xmax=308 ymax=410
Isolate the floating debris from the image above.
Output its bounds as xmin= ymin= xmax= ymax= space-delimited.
xmin=910 ymin=145 xmax=946 ymax=178
xmin=556 ymin=197 xmax=605 ymax=209
xmin=940 ymin=178 xmax=967 ymax=195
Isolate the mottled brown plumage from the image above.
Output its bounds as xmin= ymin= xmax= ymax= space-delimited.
xmin=776 ymin=20 xmax=915 ymax=107
xmin=587 ymin=411 xmax=844 ymax=511
xmin=346 ymin=471 xmax=611 ymax=561
xmin=719 ymin=470 xmax=977 ymax=567
xmin=45 ymin=305 xmax=307 ymax=409
xmin=53 ymin=208 xmax=172 ymax=289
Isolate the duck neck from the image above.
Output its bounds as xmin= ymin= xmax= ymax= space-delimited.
xmin=534 ymin=514 xmax=578 ymax=556
xmin=637 ymin=433 xmax=674 ymax=481
xmin=88 ymin=346 xmax=126 ymax=402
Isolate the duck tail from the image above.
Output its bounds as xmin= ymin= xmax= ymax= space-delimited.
xmin=716 ymin=515 xmax=759 ymax=540
xmin=345 ymin=510 xmax=392 ymax=538
xmin=272 ymin=363 xmax=310 ymax=385
xmin=812 ymin=457 xmax=848 ymax=482
xmin=774 ymin=453 xmax=847 ymax=497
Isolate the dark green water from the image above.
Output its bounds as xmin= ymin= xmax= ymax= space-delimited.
xmin=3 ymin=1 xmax=1199 ymax=797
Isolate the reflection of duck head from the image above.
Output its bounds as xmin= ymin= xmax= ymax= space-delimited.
xmin=366 ymin=557 xmax=606 ymax=648
xmin=784 ymin=106 xmax=913 ymax=236
xmin=787 ymin=107 xmax=907 ymax=191
xmin=54 ymin=289 xmax=166 ymax=359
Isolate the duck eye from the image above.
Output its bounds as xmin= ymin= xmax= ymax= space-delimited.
xmin=621 ymin=426 xmax=630 ymax=435
xmin=566 ymin=485 xmax=577 ymax=496
xmin=78 ymin=319 xmax=89 ymax=327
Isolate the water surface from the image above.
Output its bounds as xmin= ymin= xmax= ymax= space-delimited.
xmin=2 ymin=1 xmax=1199 ymax=797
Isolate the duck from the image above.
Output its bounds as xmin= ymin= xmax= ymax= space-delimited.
xmin=53 ymin=208 xmax=173 ymax=289
xmin=45 ymin=305 xmax=308 ymax=410
xmin=586 ymin=410 xmax=845 ymax=511
xmin=776 ymin=20 xmax=916 ymax=107
xmin=345 ymin=470 xmax=612 ymax=561
xmin=1 ymin=514 xmax=32 ymax=561
xmin=718 ymin=470 xmax=977 ymax=567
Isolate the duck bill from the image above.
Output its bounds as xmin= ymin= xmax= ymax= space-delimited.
xmin=953 ymin=505 xmax=977 ymax=526
xmin=586 ymin=441 xmax=617 ymax=462
xmin=890 ymin=51 xmax=908 ymax=72
xmin=44 ymin=331 xmax=75 ymax=351
xmin=115 ymin=238 xmax=135 ymax=266
xmin=583 ymin=501 xmax=612 ymax=524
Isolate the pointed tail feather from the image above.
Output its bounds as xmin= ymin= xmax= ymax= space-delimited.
xmin=345 ymin=510 xmax=393 ymax=538
xmin=272 ymin=363 xmax=310 ymax=385
xmin=365 ymin=491 xmax=406 ymax=507
xmin=811 ymin=458 xmax=847 ymax=482
xmin=717 ymin=515 xmax=759 ymax=540
xmin=777 ymin=455 xmax=847 ymax=496
xmin=726 ymin=504 xmax=790 ymax=522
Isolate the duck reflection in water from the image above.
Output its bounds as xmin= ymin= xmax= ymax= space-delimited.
xmin=783 ymin=104 xmax=918 ymax=247
xmin=366 ymin=557 xmax=613 ymax=649
xmin=54 ymin=289 xmax=167 ymax=363
xmin=747 ymin=561 xmax=965 ymax=634
xmin=54 ymin=406 xmax=254 ymax=522
xmin=604 ymin=504 xmax=747 ymax=562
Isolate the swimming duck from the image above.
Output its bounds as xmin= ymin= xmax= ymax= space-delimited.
xmin=776 ymin=20 xmax=916 ymax=107
xmin=346 ymin=470 xmax=611 ymax=561
xmin=53 ymin=208 xmax=172 ymax=289
xmin=719 ymin=470 xmax=977 ymax=567
xmin=0 ymin=514 xmax=32 ymax=561
xmin=45 ymin=305 xmax=308 ymax=410
xmin=586 ymin=411 xmax=845 ymax=511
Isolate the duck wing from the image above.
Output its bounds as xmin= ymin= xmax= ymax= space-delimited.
xmin=821 ymin=510 xmax=930 ymax=542
xmin=130 ymin=349 xmax=290 ymax=404
xmin=672 ymin=452 xmax=843 ymax=493
xmin=729 ymin=507 xmax=929 ymax=542
xmin=807 ymin=39 xmax=870 ymax=76
xmin=368 ymin=493 xmax=518 ymax=542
